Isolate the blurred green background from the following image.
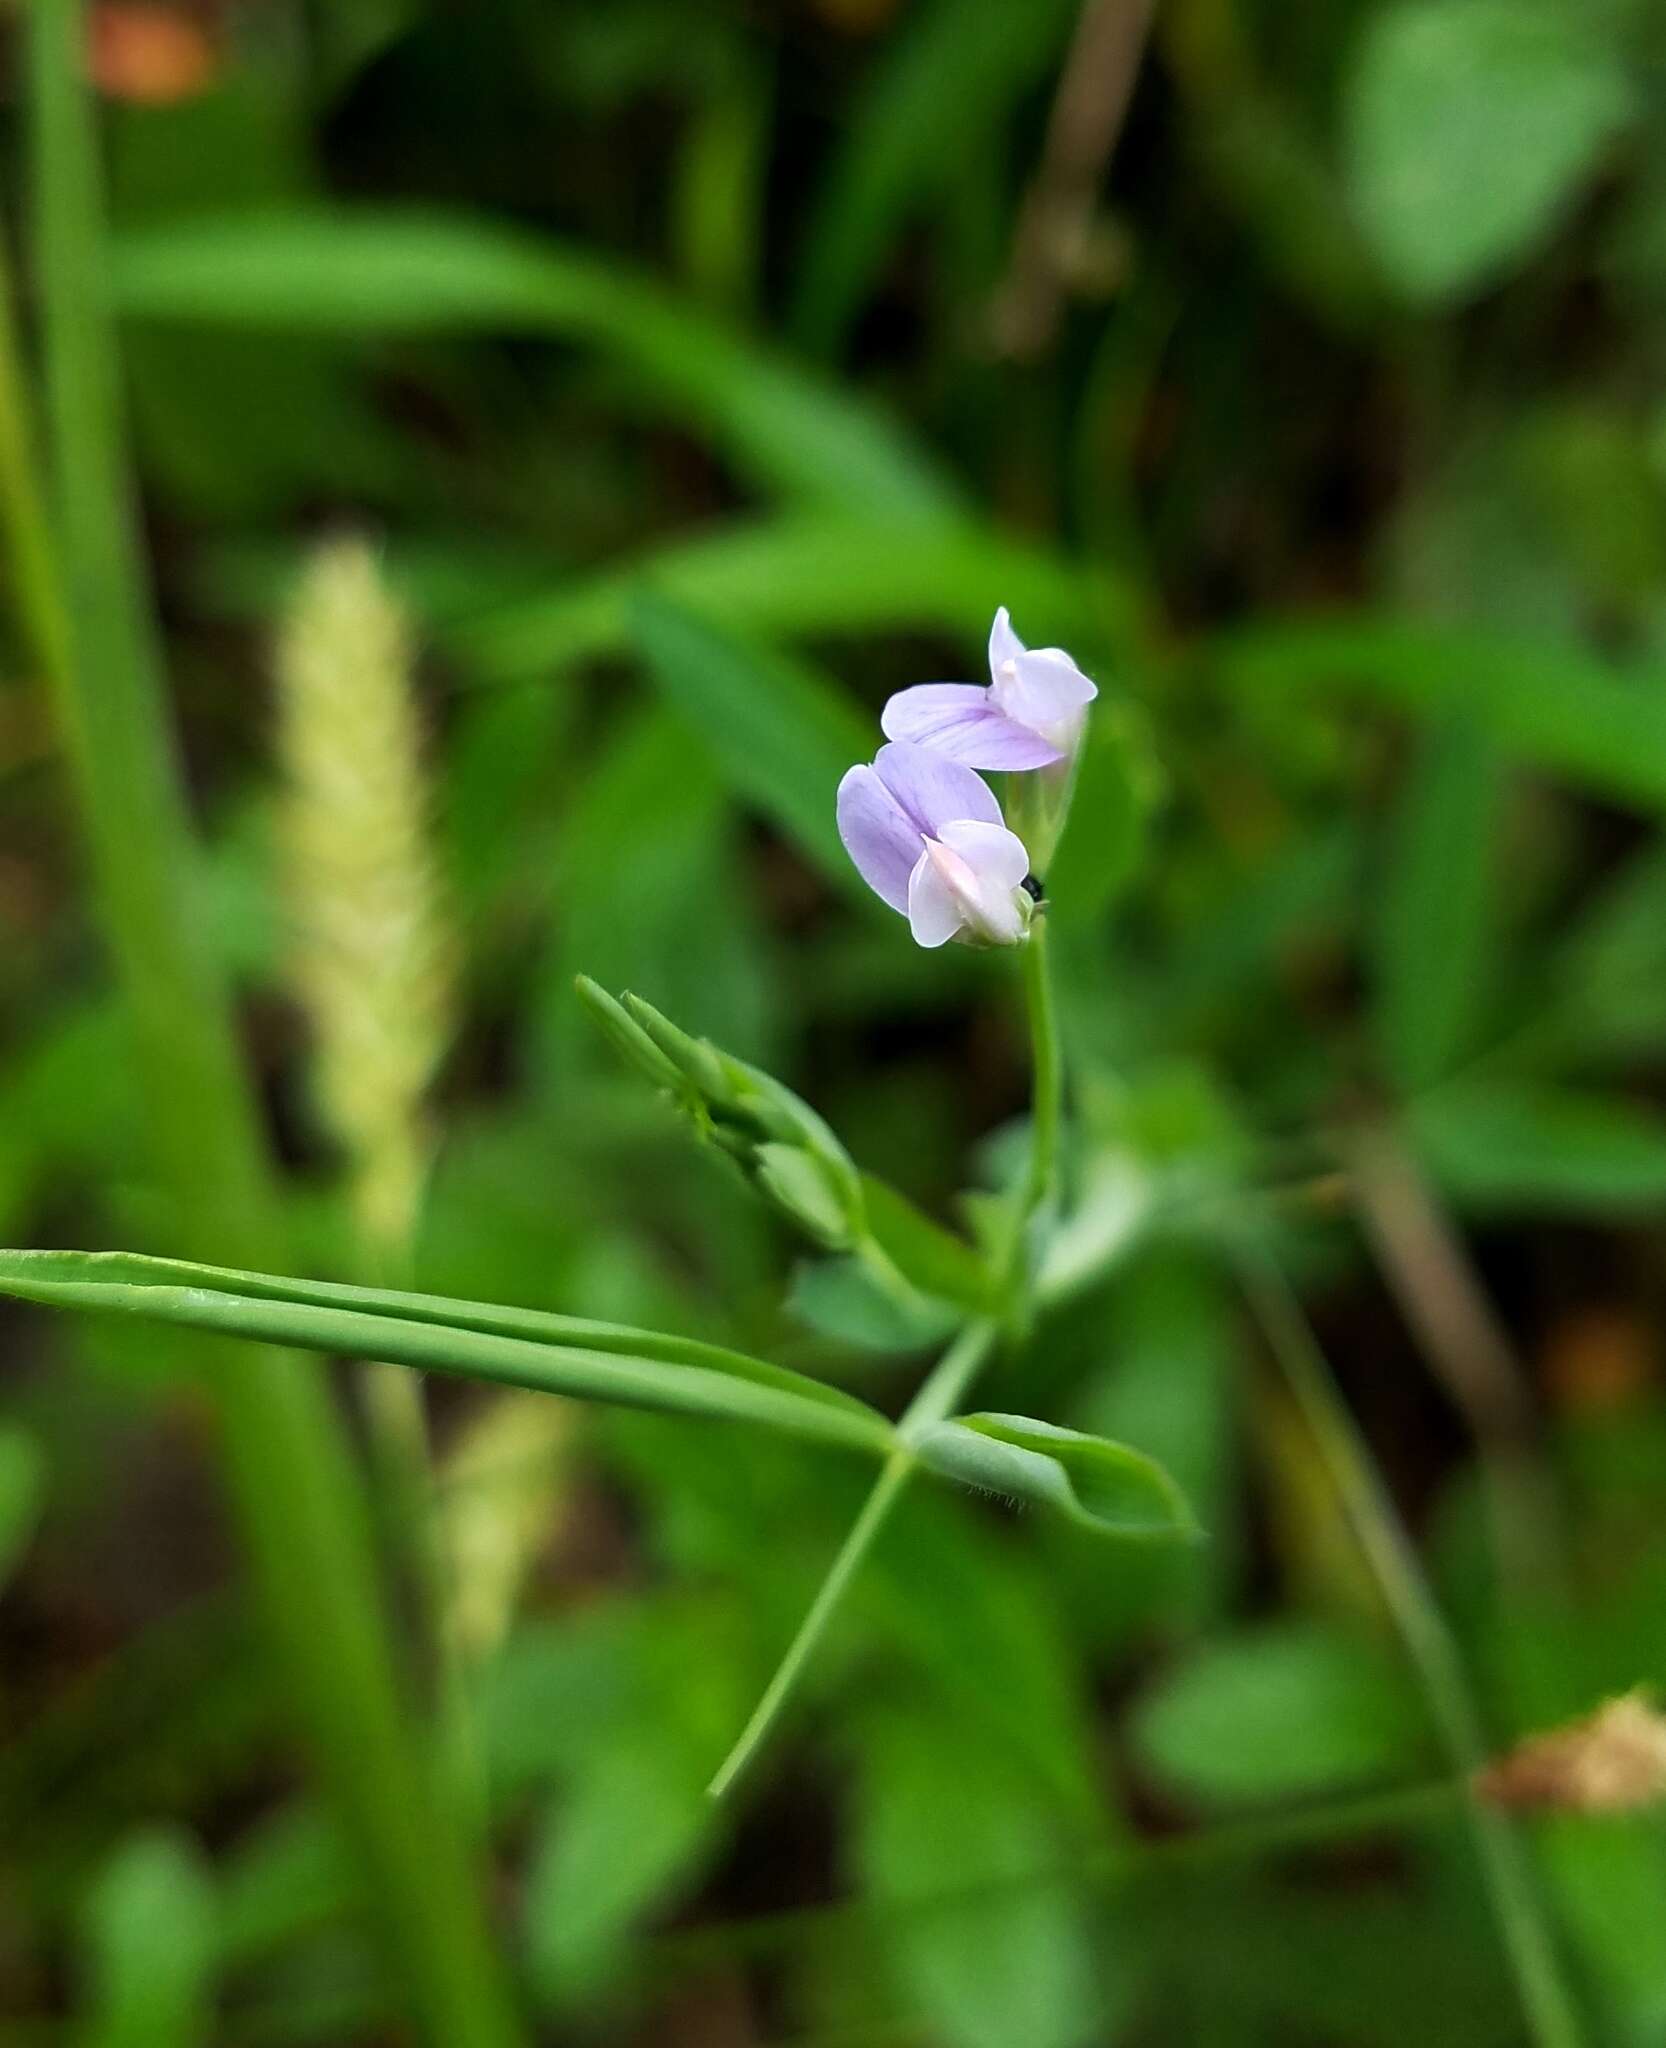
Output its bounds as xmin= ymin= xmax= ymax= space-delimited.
xmin=6 ymin=0 xmax=1666 ymax=2042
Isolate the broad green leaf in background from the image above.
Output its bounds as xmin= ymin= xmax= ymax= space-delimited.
xmin=525 ymin=1740 xmax=713 ymax=2013
xmin=787 ymin=1255 xmax=958 ymax=1353
xmin=1537 ymin=1815 xmax=1666 ymax=2041
xmin=1535 ymin=838 xmax=1666 ymax=1065
xmin=854 ymin=1705 xmax=1105 ymax=2048
xmin=1068 ymin=1251 xmax=1242 ymax=1638
xmin=0 ymin=1251 xmax=892 ymax=1454
xmin=629 ymin=594 xmax=873 ymax=893
xmin=508 ymin=1600 xmax=743 ymax=2008
xmin=867 ymin=1487 xmax=1104 ymax=1813
xmin=909 ymin=1414 xmax=1198 ymax=1543
xmin=0 ymin=1425 xmax=45 ymax=1598
xmin=77 ymin=1830 xmax=218 ymax=2048
xmin=212 ymin=1806 xmax=353 ymax=1976
xmin=1213 ymin=616 xmax=1666 ymax=814
xmin=1346 ymin=0 xmax=1633 ymax=303
xmin=1131 ymin=1621 xmax=1429 ymax=1808
xmin=1410 ymin=1081 xmax=1666 ymax=1213
xmin=110 ymin=210 xmax=955 ymax=518
xmin=791 ymin=0 xmax=1077 ymax=353
xmin=859 ymin=1172 xmax=991 ymax=1311
xmin=1373 ymin=718 xmax=1507 ymax=1094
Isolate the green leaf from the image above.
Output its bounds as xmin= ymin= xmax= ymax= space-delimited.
xmin=1538 ymin=1814 xmax=1666 ymax=2035
xmin=1410 ymin=1082 xmax=1666 ymax=1213
xmin=1132 ymin=1621 xmax=1428 ymax=1807
xmin=1373 ymin=718 xmax=1506 ymax=1093
xmin=0 ymin=1251 xmax=893 ymax=1455
xmin=854 ymin=1705 xmax=1103 ymax=2048
xmin=630 ymin=593 xmax=872 ymax=893
xmin=754 ymin=1144 xmax=854 ymax=1249
xmin=860 ymin=1172 xmax=991 ymax=1311
xmin=525 ymin=1739 xmax=713 ymax=2009
xmin=111 ymin=209 xmax=954 ymax=517
xmin=909 ymin=1413 xmax=1198 ymax=1542
xmin=571 ymin=976 xmax=682 ymax=1091
xmin=787 ymin=1256 xmax=958 ymax=1353
xmin=0 ymin=1426 xmax=45 ymax=1596
xmin=1539 ymin=839 xmax=1666 ymax=1062
xmin=581 ymin=981 xmax=868 ymax=1249
xmin=1346 ymin=0 xmax=1632 ymax=303
xmin=1069 ymin=1251 xmax=1241 ymax=1637
xmin=78 ymin=1830 xmax=218 ymax=2048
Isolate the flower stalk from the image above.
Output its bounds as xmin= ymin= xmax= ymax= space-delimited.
xmin=708 ymin=910 xmax=1065 ymax=1798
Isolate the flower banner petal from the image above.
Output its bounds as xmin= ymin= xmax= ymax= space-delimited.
xmin=872 ymin=740 xmax=1002 ymax=837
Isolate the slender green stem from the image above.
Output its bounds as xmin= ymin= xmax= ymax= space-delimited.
xmin=707 ymin=1447 xmax=914 ymax=1801
xmin=709 ymin=923 xmax=1064 ymax=1799
xmin=16 ymin=8 xmax=524 ymax=2041
xmin=670 ymin=1776 xmax=1464 ymax=1970
xmin=1020 ymin=919 xmax=1063 ymax=1207
xmin=1233 ymin=1237 xmax=1583 ymax=2048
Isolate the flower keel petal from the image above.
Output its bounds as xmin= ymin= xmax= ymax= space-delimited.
xmin=937 ymin=819 xmax=1031 ymax=892
xmin=907 ymin=847 xmax=963 ymax=947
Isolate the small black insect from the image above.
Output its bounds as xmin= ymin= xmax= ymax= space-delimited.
xmin=1020 ymin=873 xmax=1045 ymax=902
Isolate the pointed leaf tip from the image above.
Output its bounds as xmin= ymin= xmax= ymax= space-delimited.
xmin=909 ymin=1412 xmax=1200 ymax=1543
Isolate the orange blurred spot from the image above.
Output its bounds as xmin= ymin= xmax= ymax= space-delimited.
xmin=1542 ymin=1307 xmax=1656 ymax=1414
xmin=90 ymin=4 xmax=218 ymax=106
xmin=811 ymin=0 xmax=904 ymax=33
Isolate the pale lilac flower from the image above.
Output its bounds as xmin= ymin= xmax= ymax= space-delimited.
xmin=836 ymin=742 xmax=1032 ymax=949
xmin=879 ymin=607 xmax=1097 ymax=770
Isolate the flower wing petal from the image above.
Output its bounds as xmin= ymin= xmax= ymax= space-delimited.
xmin=873 ymin=741 xmax=1002 ymax=837
xmin=906 ymin=848 xmax=964 ymax=948
xmin=836 ymin=763 xmax=919 ymax=914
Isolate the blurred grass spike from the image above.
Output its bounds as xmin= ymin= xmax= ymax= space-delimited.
xmin=277 ymin=534 xmax=456 ymax=1256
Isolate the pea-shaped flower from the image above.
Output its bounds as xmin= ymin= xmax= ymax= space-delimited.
xmin=837 ymin=742 xmax=1032 ymax=949
xmin=880 ymin=606 xmax=1096 ymax=770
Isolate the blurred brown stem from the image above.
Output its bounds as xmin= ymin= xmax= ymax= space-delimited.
xmin=1348 ymin=1128 xmax=1566 ymax=1594
xmin=1233 ymin=1236 xmax=1583 ymax=2048
xmin=990 ymin=0 xmax=1156 ymax=359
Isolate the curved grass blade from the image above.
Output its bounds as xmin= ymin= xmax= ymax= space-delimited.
xmin=0 ymin=1251 xmax=892 ymax=1455
xmin=109 ymin=209 xmax=955 ymax=521
xmin=451 ymin=513 xmax=1124 ymax=686
xmin=908 ymin=1413 xmax=1199 ymax=1542
xmin=1213 ymin=615 xmax=1666 ymax=814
